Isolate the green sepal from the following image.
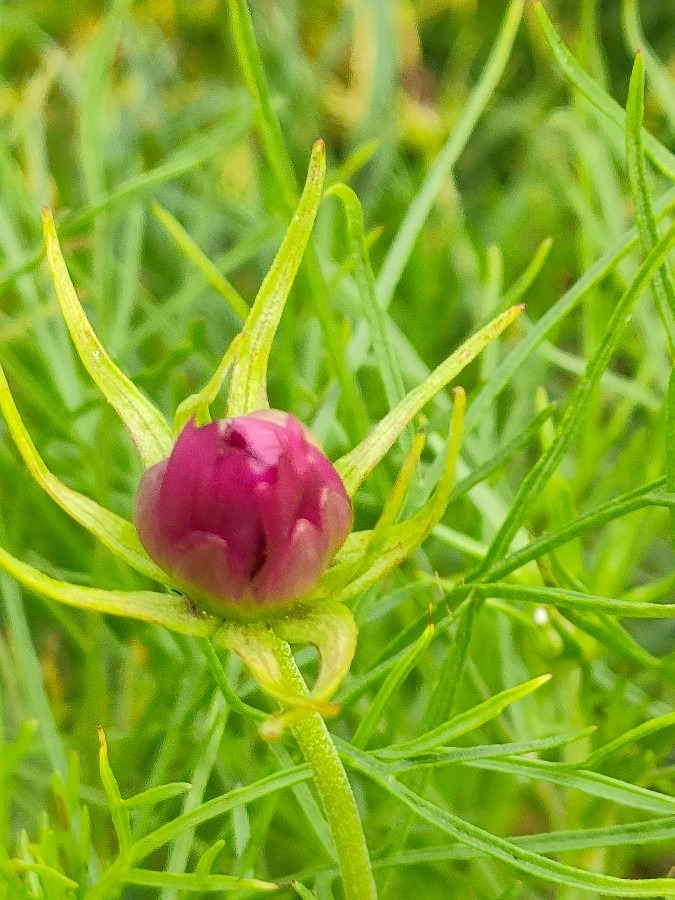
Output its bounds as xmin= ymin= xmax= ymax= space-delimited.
xmin=0 ymin=543 xmax=216 ymax=636
xmin=310 ymin=432 xmax=425 ymax=599
xmin=214 ymin=602 xmax=358 ymax=738
xmin=272 ymin=601 xmax=358 ymax=704
xmin=332 ymin=388 xmax=466 ymax=604
xmin=335 ymin=306 xmax=522 ymax=496
xmin=213 ymin=620 xmax=339 ymax=718
xmin=226 ymin=140 xmax=326 ymax=416
xmin=174 ymin=333 xmax=243 ymax=434
xmin=42 ymin=207 xmax=173 ymax=468
xmin=0 ymin=361 xmax=176 ymax=587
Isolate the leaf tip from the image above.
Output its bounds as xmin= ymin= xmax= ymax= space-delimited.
xmin=41 ymin=206 xmax=56 ymax=240
xmin=96 ymin=724 xmax=107 ymax=752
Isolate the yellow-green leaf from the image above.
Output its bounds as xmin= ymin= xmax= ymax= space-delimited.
xmin=42 ymin=207 xmax=173 ymax=467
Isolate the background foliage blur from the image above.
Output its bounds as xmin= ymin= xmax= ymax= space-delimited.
xmin=1 ymin=1 xmax=675 ymax=897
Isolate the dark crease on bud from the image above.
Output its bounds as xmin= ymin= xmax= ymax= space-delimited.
xmin=134 ymin=411 xmax=353 ymax=619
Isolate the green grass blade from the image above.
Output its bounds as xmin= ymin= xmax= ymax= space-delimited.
xmin=452 ymin=581 xmax=675 ymax=618
xmin=225 ymin=0 xmax=297 ymax=210
xmin=474 ymin=218 xmax=675 ymax=575
xmin=386 ymin=729 xmax=595 ymax=772
xmin=123 ymin=869 xmax=278 ymax=892
xmin=327 ymin=183 xmax=406 ymax=414
xmin=375 ymin=0 xmax=524 ymax=311
xmin=377 ymin=674 xmax=552 ymax=761
xmin=130 ymin=767 xmax=310 ymax=863
xmin=151 ymin=202 xmax=249 ymax=322
xmin=536 ymin=2 xmax=675 ymax=179
xmin=622 ymin=0 xmax=675 ymax=129
xmin=341 ymin=743 xmax=675 ymax=895
xmin=484 ymin=481 xmax=668 ymax=581
xmin=121 ymin=783 xmax=192 ymax=810
xmin=466 ymin=756 xmax=675 ymax=815
xmin=466 ymin=186 xmax=675 ymax=430
xmin=626 ymin=51 xmax=675 ymax=351
xmin=352 ymin=623 xmax=434 ymax=750
xmin=582 ymin=710 xmax=675 ymax=770
xmin=97 ymin=727 xmax=132 ymax=857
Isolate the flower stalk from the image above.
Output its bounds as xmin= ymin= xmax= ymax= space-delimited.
xmin=272 ymin=637 xmax=378 ymax=900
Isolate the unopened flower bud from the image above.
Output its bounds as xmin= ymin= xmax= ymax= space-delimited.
xmin=134 ymin=411 xmax=352 ymax=619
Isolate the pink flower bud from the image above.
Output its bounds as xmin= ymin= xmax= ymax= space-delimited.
xmin=134 ymin=411 xmax=352 ymax=619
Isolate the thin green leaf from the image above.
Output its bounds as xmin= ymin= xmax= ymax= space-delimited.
xmin=195 ymin=840 xmax=226 ymax=877
xmin=332 ymin=389 xmax=466 ymax=603
xmin=375 ymin=0 xmax=524 ymax=312
xmin=8 ymin=860 xmax=79 ymax=891
xmin=131 ymin=767 xmax=310 ymax=863
xmin=669 ymin=370 xmax=675 ymax=548
xmin=466 ymin=756 xmax=675 ymax=816
xmin=121 ymin=782 xmax=193 ymax=810
xmin=42 ymin=207 xmax=173 ymax=467
xmin=66 ymin=110 xmax=253 ymax=233
xmin=583 ymin=711 xmax=675 ymax=770
xmin=536 ymin=2 xmax=675 ymax=179
xmin=454 ymin=581 xmax=675 ymax=619
xmin=336 ymin=308 xmax=522 ymax=496
xmin=626 ymin=52 xmax=675 ymax=352
xmin=326 ymin=139 xmax=379 ymax=188
xmin=622 ymin=0 xmax=675 ymax=129
xmin=378 ymin=816 xmax=675 ymax=865
xmin=123 ymin=869 xmax=278 ymax=892
xmin=376 ymin=674 xmax=552 ymax=761
xmin=474 ymin=217 xmax=675 ymax=576
xmin=484 ymin=481 xmax=668 ymax=581
xmin=225 ymin=0 xmax=297 ymax=210
xmin=227 ymin=140 xmax=326 ymax=416
xmin=500 ymin=237 xmax=554 ymax=308
xmin=466 ymin=186 xmax=675 ymax=431
xmin=327 ymin=183 xmax=407 ymax=414
xmin=341 ymin=742 xmax=675 ymax=896
xmin=98 ymin=726 xmax=132 ymax=857
xmin=385 ymin=729 xmax=595 ymax=772
xmin=151 ymin=202 xmax=249 ymax=321
xmin=353 ymin=622 xmax=435 ymax=750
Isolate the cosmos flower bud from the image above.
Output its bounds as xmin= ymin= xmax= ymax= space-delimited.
xmin=134 ymin=411 xmax=352 ymax=619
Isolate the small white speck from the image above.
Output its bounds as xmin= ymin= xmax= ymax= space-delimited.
xmin=533 ymin=606 xmax=549 ymax=626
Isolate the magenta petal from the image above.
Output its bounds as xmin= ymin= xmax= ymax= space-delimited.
xmin=252 ymin=518 xmax=327 ymax=605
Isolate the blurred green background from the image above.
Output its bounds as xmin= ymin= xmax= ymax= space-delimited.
xmin=1 ymin=1 xmax=675 ymax=897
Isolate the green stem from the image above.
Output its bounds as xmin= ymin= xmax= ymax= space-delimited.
xmin=272 ymin=638 xmax=377 ymax=900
